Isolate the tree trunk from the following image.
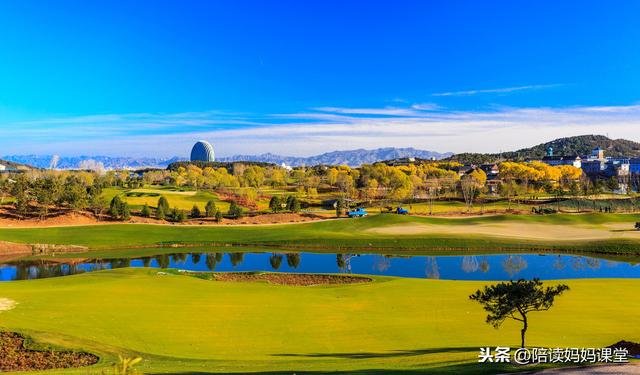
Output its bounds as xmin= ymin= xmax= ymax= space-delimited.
xmin=520 ymin=314 xmax=528 ymax=348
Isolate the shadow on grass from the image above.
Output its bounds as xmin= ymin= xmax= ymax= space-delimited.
xmin=271 ymin=346 xmax=478 ymax=359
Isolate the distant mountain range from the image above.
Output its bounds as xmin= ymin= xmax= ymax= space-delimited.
xmin=2 ymin=148 xmax=452 ymax=169
xmin=446 ymin=135 xmax=640 ymax=165
xmin=7 ymin=136 xmax=635 ymax=170
xmin=218 ymin=148 xmax=453 ymax=167
xmin=0 ymin=155 xmax=183 ymax=170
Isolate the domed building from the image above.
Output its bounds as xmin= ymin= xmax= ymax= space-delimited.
xmin=190 ymin=140 xmax=215 ymax=162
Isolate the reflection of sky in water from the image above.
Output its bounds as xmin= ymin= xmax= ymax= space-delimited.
xmin=2 ymin=252 xmax=640 ymax=281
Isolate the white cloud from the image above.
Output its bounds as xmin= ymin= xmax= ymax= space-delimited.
xmin=431 ymin=84 xmax=564 ymax=97
xmin=2 ymin=104 xmax=640 ymax=157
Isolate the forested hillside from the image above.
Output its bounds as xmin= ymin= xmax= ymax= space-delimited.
xmin=447 ymin=135 xmax=640 ymax=164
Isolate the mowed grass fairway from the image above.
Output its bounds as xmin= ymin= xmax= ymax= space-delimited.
xmin=0 ymin=268 xmax=638 ymax=374
xmin=102 ymin=186 xmax=232 ymax=211
xmin=2 ymin=213 xmax=640 ymax=254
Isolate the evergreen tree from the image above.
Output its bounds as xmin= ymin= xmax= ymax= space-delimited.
xmin=109 ymin=196 xmax=124 ymax=219
xmin=156 ymin=205 xmax=166 ymax=220
xmin=191 ymin=204 xmax=201 ymax=218
xmin=140 ymin=203 xmax=151 ymax=217
xmin=228 ymin=201 xmax=243 ymax=218
xmin=171 ymin=208 xmax=186 ymax=222
xmin=157 ymin=196 xmax=170 ymax=212
xmin=205 ymin=200 xmax=217 ymax=217
xmin=215 ymin=210 xmax=223 ymax=222
xmin=269 ymin=196 xmax=281 ymax=213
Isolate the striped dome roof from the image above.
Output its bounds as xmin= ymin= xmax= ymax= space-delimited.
xmin=190 ymin=140 xmax=215 ymax=162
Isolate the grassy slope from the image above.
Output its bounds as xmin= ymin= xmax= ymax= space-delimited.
xmin=102 ymin=186 xmax=232 ymax=211
xmin=1 ymin=213 xmax=640 ymax=254
xmin=0 ymin=268 xmax=638 ymax=374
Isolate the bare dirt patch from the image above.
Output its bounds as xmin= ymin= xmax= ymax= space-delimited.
xmin=367 ymin=222 xmax=637 ymax=241
xmin=0 ymin=332 xmax=98 ymax=372
xmin=211 ymin=272 xmax=372 ymax=286
xmin=0 ymin=298 xmax=17 ymax=312
xmin=0 ymin=241 xmax=32 ymax=255
xmin=0 ymin=205 xmax=327 ymax=227
xmin=0 ymin=207 xmax=103 ymax=228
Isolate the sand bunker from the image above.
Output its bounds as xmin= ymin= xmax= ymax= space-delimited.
xmin=0 ymin=298 xmax=17 ymax=312
xmin=367 ymin=222 xmax=640 ymax=241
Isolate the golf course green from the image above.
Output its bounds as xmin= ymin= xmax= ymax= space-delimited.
xmin=0 ymin=268 xmax=638 ymax=374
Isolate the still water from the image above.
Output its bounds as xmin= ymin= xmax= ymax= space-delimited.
xmin=1 ymin=251 xmax=639 ymax=281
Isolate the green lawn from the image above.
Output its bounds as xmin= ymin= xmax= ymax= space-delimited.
xmin=102 ymin=186 xmax=231 ymax=212
xmin=0 ymin=268 xmax=637 ymax=374
xmin=1 ymin=213 xmax=640 ymax=255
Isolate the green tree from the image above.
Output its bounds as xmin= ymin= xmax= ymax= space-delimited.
xmin=228 ymin=201 xmax=243 ymax=218
xmin=109 ymin=196 xmax=124 ymax=219
xmin=215 ymin=210 xmax=223 ymax=222
xmin=156 ymin=206 xmax=166 ymax=221
xmin=205 ymin=200 xmax=217 ymax=217
xmin=62 ymin=176 xmax=89 ymax=211
xmin=109 ymin=196 xmax=130 ymax=221
xmin=33 ymin=175 xmax=62 ymax=219
xmin=140 ymin=203 xmax=151 ymax=217
xmin=121 ymin=202 xmax=131 ymax=220
xmin=469 ymin=279 xmax=569 ymax=348
xmin=191 ymin=204 xmax=201 ymax=218
xmin=286 ymin=196 xmax=301 ymax=213
xmin=171 ymin=208 xmax=186 ymax=222
xmin=269 ymin=196 xmax=281 ymax=213
xmin=157 ymin=196 xmax=170 ymax=212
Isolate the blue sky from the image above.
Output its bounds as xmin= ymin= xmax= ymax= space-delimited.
xmin=1 ymin=1 xmax=639 ymax=157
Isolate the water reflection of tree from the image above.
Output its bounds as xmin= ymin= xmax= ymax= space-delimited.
xmin=336 ymin=254 xmax=358 ymax=273
xmin=502 ymin=255 xmax=528 ymax=277
xmin=229 ymin=252 xmax=245 ymax=267
xmin=269 ymin=253 xmax=283 ymax=270
xmin=109 ymin=258 xmax=131 ymax=269
xmin=553 ymin=255 xmax=565 ymax=270
xmin=373 ymin=255 xmax=391 ymax=272
xmin=191 ymin=253 xmax=202 ymax=265
xmin=461 ymin=256 xmax=479 ymax=273
xmin=205 ymin=253 xmax=219 ymax=271
xmin=479 ymin=258 xmax=490 ymax=273
xmin=425 ymin=257 xmax=440 ymax=279
xmin=173 ymin=253 xmax=188 ymax=264
xmin=13 ymin=261 xmax=86 ymax=280
xmin=141 ymin=257 xmax=152 ymax=267
xmin=155 ymin=254 xmax=170 ymax=269
xmin=286 ymin=253 xmax=301 ymax=269
xmin=570 ymin=256 xmax=601 ymax=271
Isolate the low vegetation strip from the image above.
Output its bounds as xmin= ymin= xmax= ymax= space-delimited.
xmin=0 ymin=332 xmax=98 ymax=372
xmin=207 ymin=272 xmax=372 ymax=286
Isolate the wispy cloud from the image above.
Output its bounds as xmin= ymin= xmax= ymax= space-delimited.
xmin=431 ymin=84 xmax=564 ymax=97
xmin=2 ymin=103 xmax=640 ymax=157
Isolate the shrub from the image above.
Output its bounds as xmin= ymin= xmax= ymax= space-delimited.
xmin=191 ymin=204 xmax=201 ymax=219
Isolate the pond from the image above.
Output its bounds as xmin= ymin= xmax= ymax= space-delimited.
xmin=1 ymin=251 xmax=639 ymax=281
